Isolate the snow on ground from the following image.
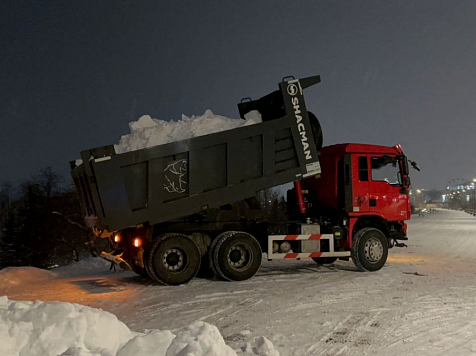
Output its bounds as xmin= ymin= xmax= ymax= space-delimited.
xmin=0 ymin=267 xmax=57 ymax=291
xmin=3 ymin=209 xmax=476 ymax=355
xmin=114 ymin=109 xmax=262 ymax=154
xmin=56 ymin=257 xmax=111 ymax=277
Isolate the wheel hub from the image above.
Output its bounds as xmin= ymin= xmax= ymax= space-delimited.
xmin=228 ymin=244 xmax=251 ymax=270
xmin=163 ymin=248 xmax=185 ymax=271
xmin=364 ymin=237 xmax=383 ymax=263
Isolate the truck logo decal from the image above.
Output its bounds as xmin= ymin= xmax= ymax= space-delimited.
xmin=288 ymin=84 xmax=312 ymax=160
xmin=287 ymin=83 xmax=298 ymax=96
xmin=164 ymin=159 xmax=187 ymax=193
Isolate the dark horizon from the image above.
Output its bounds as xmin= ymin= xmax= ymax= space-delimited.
xmin=1 ymin=1 xmax=475 ymax=191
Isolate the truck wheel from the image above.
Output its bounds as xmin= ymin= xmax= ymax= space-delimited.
xmin=130 ymin=260 xmax=148 ymax=277
xmin=207 ymin=235 xmax=222 ymax=278
xmin=143 ymin=246 xmax=155 ymax=279
xmin=213 ymin=231 xmax=262 ymax=281
xmin=308 ymin=111 xmax=323 ymax=151
xmin=351 ymin=228 xmax=388 ymax=272
xmin=312 ymin=257 xmax=337 ymax=265
xmin=147 ymin=233 xmax=201 ymax=285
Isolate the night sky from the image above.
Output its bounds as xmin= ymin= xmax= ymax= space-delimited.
xmin=1 ymin=1 xmax=475 ymax=190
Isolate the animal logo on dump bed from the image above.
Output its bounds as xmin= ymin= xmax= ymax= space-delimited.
xmin=164 ymin=159 xmax=187 ymax=193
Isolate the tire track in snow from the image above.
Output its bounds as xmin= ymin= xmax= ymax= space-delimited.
xmin=307 ymin=311 xmax=383 ymax=356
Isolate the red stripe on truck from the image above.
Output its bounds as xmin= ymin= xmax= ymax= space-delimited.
xmin=309 ymin=252 xmax=322 ymax=258
xmin=284 ymin=235 xmax=299 ymax=240
xmin=309 ymin=234 xmax=322 ymax=240
xmin=284 ymin=253 xmax=299 ymax=259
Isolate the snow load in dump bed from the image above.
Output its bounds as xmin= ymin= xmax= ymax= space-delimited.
xmin=115 ymin=109 xmax=263 ymax=154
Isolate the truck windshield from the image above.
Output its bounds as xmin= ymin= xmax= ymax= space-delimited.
xmin=371 ymin=156 xmax=401 ymax=186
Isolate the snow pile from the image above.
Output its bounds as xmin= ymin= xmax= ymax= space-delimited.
xmin=0 ymin=296 xmax=131 ymax=356
xmin=0 ymin=267 xmax=57 ymax=291
xmin=140 ymin=322 xmax=235 ymax=356
xmin=0 ymin=297 xmax=278 ymax=356
xmin=114 ymin=109 xmax=262 ymax=154
xmin=239 ymin=337 xmax=280 ymax=356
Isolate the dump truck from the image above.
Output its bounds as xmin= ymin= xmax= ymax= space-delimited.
xmin=70 ymin=75 xmax=415 ymax=285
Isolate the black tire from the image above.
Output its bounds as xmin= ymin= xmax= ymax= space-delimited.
xmin=143 ymin=245 xmax=154 ymax=279
xmin=351 ymin=228 xmax=388 ymax=272
xmin=312 ymin=257 xmax=338 ymax=265
xmin=207 ymin=234 xmax=223 ymax=278
xmin=147 ymin=233 xmax=201 ymax=285
xmin=308 ymin=111 xmax=323 ymax=151
xmin=130 ymin=259 xmax=148 ymax=277
xmin=213 ymin=231 xmax=262 ymax=281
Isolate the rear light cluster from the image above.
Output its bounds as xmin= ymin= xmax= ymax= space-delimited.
xmin=111 ymin=232 xmax=142 ymax=248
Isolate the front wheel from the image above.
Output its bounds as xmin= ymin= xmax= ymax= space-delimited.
xmin=351 ymin=228 xmax=388 ymax=272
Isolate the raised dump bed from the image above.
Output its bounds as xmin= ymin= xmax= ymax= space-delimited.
xmin=71 ymin=76 xmax=322 ymax=232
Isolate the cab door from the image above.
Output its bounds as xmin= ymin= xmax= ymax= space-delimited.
xmin=368 ymin=155 xmax=408 ymax=220
xmin=349 ymin=154 xmax=370 ymax=213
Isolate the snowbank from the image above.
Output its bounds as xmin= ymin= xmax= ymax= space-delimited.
xmin=238 ymin=337 xmax=279 ymax=356
xmin=0 ymin=296 xmax=131 ymax=356
xmin=0 ymin=297 xmax=278 ymax=356
xmin=114 ymin=109 xmax=262 ymax=154
xmin=0 ymin=267 xmax=57 ymax=291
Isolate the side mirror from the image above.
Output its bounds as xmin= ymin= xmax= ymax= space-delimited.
xmin=409 ymin=160 xmax=421 ymax=172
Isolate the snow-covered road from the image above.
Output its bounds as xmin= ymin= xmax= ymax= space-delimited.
xmin=3 ymin=209 xmax=476 ymax=355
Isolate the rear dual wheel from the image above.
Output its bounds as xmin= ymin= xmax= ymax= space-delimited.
xmin=130 ymin=259 xmax=148 ymax=277
xmin=147 ymin=233 xmax=201 ymax=285
xmin=210 ymin=231 xmax=262 ymax=281
xmin=144 ymin=231 xmax=262 ymax=284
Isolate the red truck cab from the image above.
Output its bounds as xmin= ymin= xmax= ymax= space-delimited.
xmin=277 ymin=143 xmax=412 ymax=272
xmin=300 ymin=143 xmax=411 ymax=250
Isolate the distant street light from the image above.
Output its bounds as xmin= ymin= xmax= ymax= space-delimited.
xmin=412 ymin=189 xmax=425 ymax=208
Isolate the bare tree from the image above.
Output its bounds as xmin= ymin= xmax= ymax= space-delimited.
xmin=35 ymin=167 xmax=63 ymax=199
xmin=257 ymin=188 xmax=287 ymax=223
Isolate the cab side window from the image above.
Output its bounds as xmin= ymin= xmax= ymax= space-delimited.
xmin=358 ymin=156 xmax=368 ymax=182
xmin=371 ymin=156 xmax=400 ymax=185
